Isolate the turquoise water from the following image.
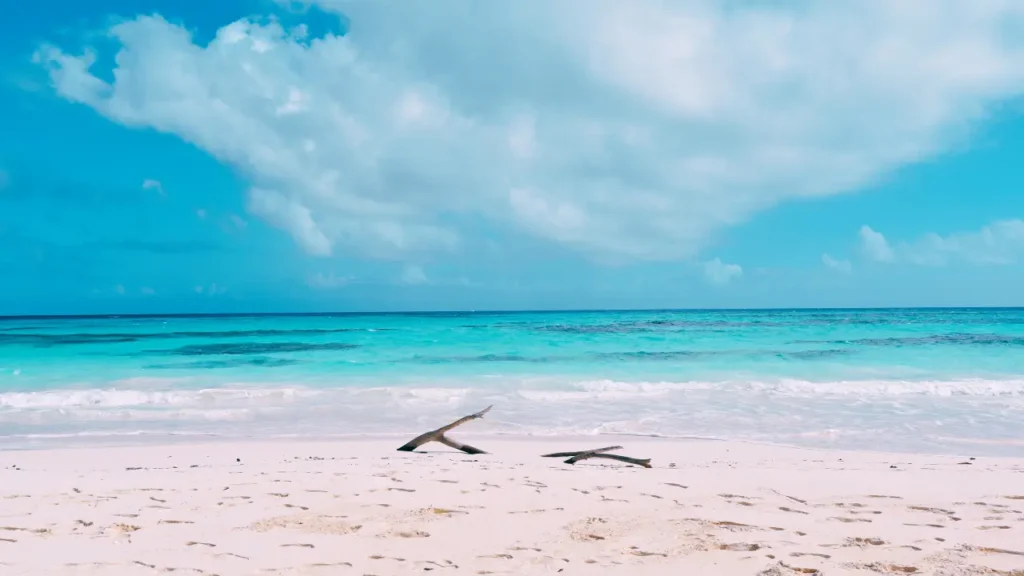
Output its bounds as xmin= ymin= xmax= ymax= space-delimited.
xmin=2 ymin=309 xmax=1023 ymax=454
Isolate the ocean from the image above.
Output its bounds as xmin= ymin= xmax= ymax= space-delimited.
xmin=1 ymin=308 xmax=1023 ymax=455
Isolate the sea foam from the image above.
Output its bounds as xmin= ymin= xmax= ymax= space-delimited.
xmin=2 ymin=377 xmax=1023 ymax=456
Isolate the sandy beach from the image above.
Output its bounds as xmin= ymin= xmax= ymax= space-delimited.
xmin=1 ymin=436 xmax=1023 ymax=575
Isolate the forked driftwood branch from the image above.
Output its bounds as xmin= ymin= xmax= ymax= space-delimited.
xmin=396 ymin=406 xmax=492 ymax=454
xmin=541 ymin=445 xmax=652 ymax=468
xmin=541 ymin=446 xmax=623 ymax=458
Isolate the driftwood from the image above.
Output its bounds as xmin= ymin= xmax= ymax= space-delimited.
xmin=541 ymin=445 xmax=652 ymax=468
xmin=396 ymin=406 xmax=492 ymax=454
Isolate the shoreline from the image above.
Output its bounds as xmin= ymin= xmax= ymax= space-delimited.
xmin=3 ymin=430 xmax=1023 ymax=460
xmin=2 ymin=437 xmax=1023 ymax=575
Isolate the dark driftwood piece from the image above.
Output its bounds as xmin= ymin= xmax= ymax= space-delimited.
xmin=396 ymin=406 xmax=492 ymax=454
xmin=541 ymin=446 xmax=623 ymax=458
xmin=541 ymin=445 xmax=652 ymax=468
xmin=567 ymin=452 xmax=652 ymax=468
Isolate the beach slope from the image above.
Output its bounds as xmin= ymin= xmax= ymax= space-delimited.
xmin=2 ymin=438 xmax=1023 ymax=575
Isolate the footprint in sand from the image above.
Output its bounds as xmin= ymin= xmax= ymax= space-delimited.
xmin=853 ymin=562 xmax=919 ymax=573
xmin=629 ymin=547 xmax=667 ymax=557
xmin=395 ymin=530 xmax=430 ymax=538
xmin=830 ymin=517 xmax=872 ymax=523
xmin=719 ymin=542 xmax=761 ymax=551
xmin=844 ymin=537 xmax=886 ymax=547
xmin=779 ymin=507 xmax=809 ymax=515
xmin=974 ymin=546 xmax=1024 ymax=557
xmin=907 ymin=506 xmax=955 ymax=515
xmin=790 ymin=552 xmax=830 ymax=559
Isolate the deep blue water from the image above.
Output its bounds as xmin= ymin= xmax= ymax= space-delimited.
xmin=2 ymin=308 xmax=1023 ymax=454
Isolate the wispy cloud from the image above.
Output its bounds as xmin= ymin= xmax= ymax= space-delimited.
xmin=859 ymin=226 xmax=895 ymax=263
xmin=702 ymin=258 xmax=743 ymax=285
xmin=822 ymin=253 xmax=852 ymax=274
xmin=307 ymin=271 xmax=352 ymax=289
xmin=142 ymin=178 xmax=164 ymax=196
xmin=400 ymin=264 xmax=429 ymax=285
xmin=860 ymin=220 xmax=1024 ymax=266
xmin=247 ymin=188 xmax=332 ymax=256
xmin=194 ymin=283 xmax=228 ymax=295
xmin=35 ymin=3 xmax=1024 ymax=263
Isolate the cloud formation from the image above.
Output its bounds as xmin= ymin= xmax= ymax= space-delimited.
xmin=400 ymin=264 xmax=429 ymax=285
xmin=35 ymin=1 xmax=1024 ymax=263
xmin=194 ymin=283 xmax=228 ymax=295
xmin=702 ymin=258 xmax=743 ymax=285
xmin=822 ymin=253 xmax=852 ymax=274
xmin=859 ymin=226 xmax=895 ymax=263
xmin=142 ymin=178 xmax=164 ymax=196
xmin=860 ymin=220 xmax=1024 ymax=266
xmin=307 ymin=271 xmax=352 ymax=289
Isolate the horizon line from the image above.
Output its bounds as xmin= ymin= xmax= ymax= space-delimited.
xmin=2 ymin=305 xmax=1022 ymax=321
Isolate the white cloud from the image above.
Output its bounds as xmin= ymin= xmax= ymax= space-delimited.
xmin=400 ymin=264 xmax=429 ymax=285
xmin=142 ymin=178 xmax=164 ymax=196
xmin=194 ymin=283 xmax=227 ymax=295
xmin=246 ymin=188 xmax=332 ymax=256
xmin=859 ymin=225 xmax=895 ymax=263
xmin=822 ymin=253 xmax=853 ymax=273
xmin=861 ymin=220 xmax=1024 ymax=266
xmin=307 ymin=271 xmax=352 ymax=289
xmin=702 ymin=258 xmax=742 ymax=285
xmin=229 ymin=214 xmax=248 ymax=230
xmin=34 ymin=2 xmax=1024 ymax=262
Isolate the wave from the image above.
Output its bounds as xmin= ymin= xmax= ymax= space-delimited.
xmin=3 ymin=377 xmax=1024 ymax=412
xmin=0 ymin=386 xmax=317 ymax=410
xmin=3 ymin=377 xmax=1024 ymax=457
xmin=570 ymin=378 xmax=1024 ymax=397
xmin=0 ymin=327 xmax=381 ymax=346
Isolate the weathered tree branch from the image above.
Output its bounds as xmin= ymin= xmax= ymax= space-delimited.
xmin=396 ymin=406 xmax=492 ymax=454
xmin=540 ymin=446 xmax=623 ymax=458
xmin=541 ymin=445 xmax=652 ymax=468
xmin=566 ymin=452 xmax=652 ymax=468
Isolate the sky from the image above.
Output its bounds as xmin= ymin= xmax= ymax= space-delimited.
xmin=2 ymin=0 xmax=1024 ymax=315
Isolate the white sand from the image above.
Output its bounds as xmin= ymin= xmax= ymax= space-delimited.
xmin=1 ymin=436 xmax=1023 ymax=575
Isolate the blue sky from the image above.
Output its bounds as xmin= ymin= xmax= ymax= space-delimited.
xmin=3 ymin=0 xmax=1024 ymax=314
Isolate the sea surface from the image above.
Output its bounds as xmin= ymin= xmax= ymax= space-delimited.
xmin=2 ymin=309 xmax=1023 ymax=455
